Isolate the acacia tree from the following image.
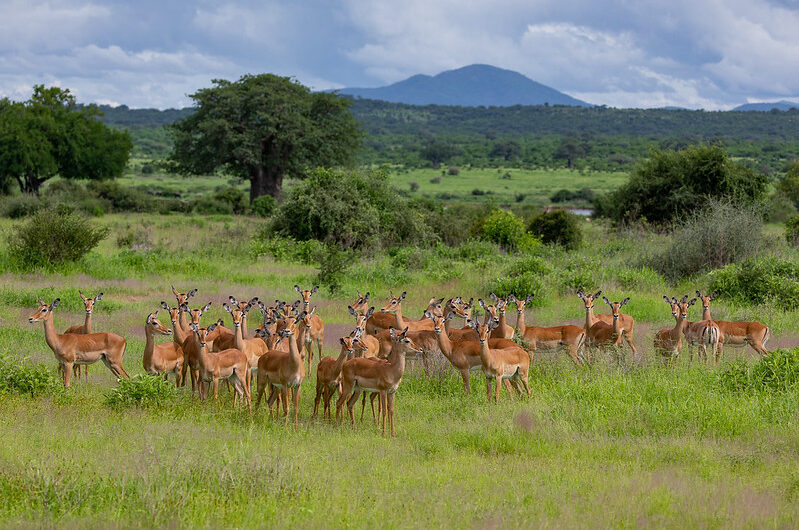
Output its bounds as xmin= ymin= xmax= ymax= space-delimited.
xmin=168 ymin=74 xmax=361 ymax=202
xmin=0 ymin=86 xmax=132 ymax=195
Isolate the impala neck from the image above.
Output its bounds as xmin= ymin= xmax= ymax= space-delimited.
xmin=478 ymin=338 xmax=492 ymax=367
xmin=287 ymin=329 xmax=304 ymax=368
xmin=392 ymin=305 xmax=407 ymax=330
xmin=193 ymin=334 xmax=213 ymax=371
xmin=584 ymin=305 xmax=595 ymax=332
xmin=516 ymin=310 xmax=527 ymax=335
xmin=233 ymin=320 xmax=245 ymax=350
xmin=241 ymin=313 xmax=248 ymax=338
xmin=498 ymin=311 xmax=508 ymax=332
xmin=171 ymin=320 xmax=188 ymax=347
xmin=83 ymin=312 xmax=93 ymax=334
xmin=143 ymin=326 xmax=155 ymax=368
xmin=42 ymin=316 xmax=61 ymax=352
xmin=178 ymin=309 xmax=189 ymax=332
xmin=673 ymin=316 xmax=688 ymax=336
xmin=702 ymin=306 xmax=712 ymax=321
xmin=434 ymin=328 xmax=454 ymax=359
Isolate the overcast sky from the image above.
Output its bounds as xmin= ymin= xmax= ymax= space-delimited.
xmin=1 ymin=0 xmax=798 ymax=110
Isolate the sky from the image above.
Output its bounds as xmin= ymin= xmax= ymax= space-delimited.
xmin=1 ymin=0 xmax=798 ymax=110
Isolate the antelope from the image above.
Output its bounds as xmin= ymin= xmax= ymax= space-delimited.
xmin=380 ymin=291 xmax=439 ymax=333
xmin=187 ymin=323 xmax=250 ymax=409
xmin=178 ymin=301 xmax=213 ymax=392
xmin=653 ymin=296 xmax=689 ymax=363
xmin=313 ymin=330 xmax=362 ymax=419
xmin=62 ymin=290 xmax=103 ymax=380
xmin=295 ymin=285 xmax=325 ymax=370
xmin=214 ymin=296 xmax=260 ymax=352
xmin=509 ymin=294 xmax=585 ymax=365
xmin=224 ymin=301 xmax=269 ymax=388
xmin=171 ymin=286 xmax=197 ymax=333
xmin=469 ymin=314 xmax=531 ymax=402
xmin=336 ymin=327 xmax=422 ymax=437
xmin=364 ymin=291 xmax=440 ymax=335
xmin=696 ymin=291 xmax=769 ymax=359
xmin=428 ymin=310 xmax=520 ymax=394
xmin=160 ymin=301 xmax=190 ymax=348
xmin=578 ymin=290 xmax=638 ymax=358
xmin=349 ymin=306 xmax=380 ymax=357
xmin=584 ymin=296 xmax=628 ymax=358
xmin=29 ymin=298 xmax=129 ymax=387
xmin=255 ymin=313 xmax=307 ymax=426
xmin=681 ymin=302 xmax=721 ymax=363
xmin=142 ymin=312 xmax=183 ymax=385
xmin=348 ymin=291 xmax=370 ymax=315
xmin=484 ymin=294 xmax=515 ymax=339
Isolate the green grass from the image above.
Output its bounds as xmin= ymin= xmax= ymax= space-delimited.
xmin=1 ymin=213 xmax=798 ymax=527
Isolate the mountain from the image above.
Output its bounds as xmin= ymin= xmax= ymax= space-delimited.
xmin=337 ymin=64 xmax=590 ymax=107
xmin=733 ymin=100 xmax=799 ymax=111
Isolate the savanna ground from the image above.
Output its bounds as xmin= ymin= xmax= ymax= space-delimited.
xmin=1 ymin=181 xmax=798 ymax=527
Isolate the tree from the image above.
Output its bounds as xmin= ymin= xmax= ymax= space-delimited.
xmin=421 ymin=140 xmax=459 ymax=169
xmin=778 ymin=160 xmax=799 ymax=206
xmin=490 ymin=139 xmax=522 ymax=161
xmin=168 ymin=74 xmax=360 ymax=202
xmin=0 ymin=86 xmax=132 ymax=195
xmin=554 ymin=136 xmax=587 ymax=169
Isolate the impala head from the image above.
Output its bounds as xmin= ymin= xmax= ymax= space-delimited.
xmin=340 ymin=329 xmax=364 ymax=358
xmin=454 ymin=297 xmax=474 ymax=319
xmin=230 ymin=295 xmax=258 ymax=313
xmin=349 ymin=291 xmax=370 ymax=315
xmin=189 ymin=321 xmax=217 ymax=349
xmin=510 ymin=294 xmax=535 ymax=314
xmin=159 ymin=301 xmax=181 ymax=326
xmin=444 ymin=298 xmax=469 ymax=319
xmin=255 ymin=326 xmax=283 ymax=350
xmin=78 ymin=291 xmax=102 ymax=314
xmin=478 ymin=299 xmax=500 ymax=325
xmin=294 ymin=285 xmax=319 ymax=310
xmin=696 ymin=291 xmax=717 ymax=311
xmin=388 ymin=326 xmax=422 ymax=355
xmin=381 ymin=290 xmax=406 ymax=313
xmin=425 ymin=309 xmax=454 ymax=334
xmin=602 ymin=296 xmax=629 ymax=320
xmin=349 ymin=305 xmax=375 ymax=330
xmin=171 ymin=286 xmax=197 ymax=307
xmin=146 ymin=312 xmax=172 ymax=336
xmin=577 ymin=289 xmax=602 ymax=311
xmin=663 ymin=295 xmax=680 ymax=318
xmin=489 ymin=293 xmax=510 ymax=314
xmin=278 ymin=312 xmax=303 ymax=338
xmin=181 ymin=302 xmax=212 ymax=326
xmin=298 ymin=307 xmax=317 ymax=330
xmin=223 ymin=301 xmax=247 ymax=327
xmin=29 ymin=298 xmax=59 ymax=323
xmin=468 ymin=312 xmax=498 ymax=343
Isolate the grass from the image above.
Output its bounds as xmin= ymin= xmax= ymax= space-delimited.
xmin=1 ymin=213 xmax=798 ymax=526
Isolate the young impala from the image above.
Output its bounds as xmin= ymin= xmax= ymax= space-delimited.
xmin=29 ymin=298 xmax=129 ymax=387
xmin=171 ymin=286 xmax=197 ymax=334
xmin=255 ymin=313 xmax=307 ymax=426
xmin=63 ymin=290 xmax=103 ymax=380
xmin=577 ymin=289 xmax=638 ymax=358
xmin=583 ymin=294 xmax=628 ymax=359
xmin=142 ymin=312 xmax=183 ymax=385
xmin=509 ymin=294 xmax=585 ymax=365
xmin=469 ymin=314 xmax=531 ymax=402
xmin=653 ymin=296 xmax=689 ymax=364
xmin=695 ymin=291 xmax=769 ymax=359
xmin=295 ymin=285 xmax=325 ymax=370
xmin=364 ymin=291 xmax=439 ymax=335
xmin=313 ymin=330 xmax=363 ymax=420
xmin=187 ymin=323 xmax=250 ymax=409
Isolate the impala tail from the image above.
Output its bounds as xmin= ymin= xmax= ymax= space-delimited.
xmin=702 ymin=325 xmax=718 ymax=347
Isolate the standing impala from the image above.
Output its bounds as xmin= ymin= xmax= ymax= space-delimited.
xmin=682 ymin=295 xmax=721 ymax=362
xmin=509 ymin=294 xmax=585 ymax=365
xmin=214 ymin=296 xmax=259 ymax=351
xmin=582 ymin=294 xmax=628 ymax=359
xmin=578 ymin=290 xmax=638 ymax=358
xmin=365 ymin=291 xmax=440 ymax=335
xmin=224 ymin=301 xmax=269 ymax=389
xmin=696 ymin=291 xmax=769 ymax=358
xmin=348 ymin=291 xmax=370 ymax=316
xmin=295 ymin=285 xmax=325 ymax=369
xmin=171 ymin=286 xmax=197 ymax=334
xmin=469 ymin=314 xmax=531 ymax=402
xmin=313 ymin=331 xmax=362 ymax=420
xmin=160 ymin=301 xmax=190 ymax=349
xmin=29 ymin=298 xmax=129 ymax=387
xmin=348 ymin=306 xmax=380 ymax=357
xmin=653 ymin=296 xmax=689 ymax=364
xmin=255 ymin=313 xmax=307 ymax=426
xmin=380 ymin=291 xmax=440 ymax=333
xmin=142 ymin=312 xmax=183 ymax=386
xmin=485 ymin=294 xmax=515 ymax=339
xmin=62 ymin=290 xmax=103 ymax=380
xmin=187 ymin=323 xmax=250 ymax=409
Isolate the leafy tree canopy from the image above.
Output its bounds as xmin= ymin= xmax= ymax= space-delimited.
xmin=0 ymin=86 xmax=132 ymax=195
xmin=167 ymin=74 xmax=361 ymax=201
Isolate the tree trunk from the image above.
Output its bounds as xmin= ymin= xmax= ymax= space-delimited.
xmin=567 ymin=156 xmax=574 ymax=169
xmin=19 ymin=173 xmax=42 ymax=195
xmin=249 ymin=166 xmax=283 ymax=203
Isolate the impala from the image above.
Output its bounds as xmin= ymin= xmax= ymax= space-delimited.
xmin=380 ymin=291 xmax=440 ymax=333
xmin=583 ymin=295 xmax=627 ymax=358
xmin=577 ymin=290 xmax=638 ymax=358
xmin=349 ymin=306 xmax=380 ymax=357
xmin=313 ymin=330 xmax=362 ymax=419
xmin=187 ymin=323 xmax=250 ymax=409
xmin=509 ymin=294 xmax=585 ymax=365
xmin=255 ymin=313 xmax=307 ymax=426
xmin=171 ymin=286 xmax=197 ymax=333
xmin=62 ymin=290 xmax=103 ymax=380
xmin=681 ymin=298 xmax=721 ymax=363
xmin=365 ymin=291 xmax=440 ymax=335
xmin=696 ymin=291 xmax=769 ymax=358
xmin=160 ymin=301 xmax=190 ymax=349
xmin=336 ymin=327 xmax=422 ymax=437
xmin=178 ymin=301 xmax=213 ymax=392
xmin=485 ymin=294 xmax=515 ymax=339
xmin=224 ymin=301 xmax=269 ymax=388
xmin=469 ymin=314 xmax=531 ymax=402
xmin=653 ymin=296 xmax=689 ymax=364
xmin=295 ymin=285 xmax=325 ymax=369
xmin=348 ymin=291 xmax=370 ymax=316
xmin=29 ymin=298 xmax=129 ymax=387
xmin=213 ymin=296 xmax=258 ymax=351
xmin=142 ymin=312 xmax=183 ymax=385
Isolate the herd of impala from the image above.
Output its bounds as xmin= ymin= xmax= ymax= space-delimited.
xmin=26 ymin=284 xmax=770 ymax=436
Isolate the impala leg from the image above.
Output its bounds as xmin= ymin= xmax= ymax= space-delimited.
xmin=495 ymin=376 xmax=503 ymax=403
xmin=371 ymin=393 xmax=379 ymax=424
xmin=292 ymin=386 xmax=301 ymax=428
xmin=347 ymin=388 xmax=362 ymax=426
xmin=460 ymin=369 xmax=471 ymax=393
xmin=568 ymin=345 xmax=581 ymax=366
xmin=503 ymin=379 xmax=514 ymax=396
xmin=63 ymin=361 xmax=74 ymax=388
xmin=213 ymin=378 xmax=219 ymax=400
xmin=313 ymin=383 xmax=322 ymax=419
xmin=255 ymin=375 xmax=267 ymax=412
xmin=387 ymin=393 xmax=396 ymax=437
xmin=379 ymin=393 xmax=387 ymax=436
xmin=521 ymin=373 xmax=531 ymax=397
xmin=359 ymin=392 xmax=367 ymax=421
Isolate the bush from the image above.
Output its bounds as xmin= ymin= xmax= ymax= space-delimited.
xmin=786 ymin=215 xmax=799 ymax=247
xmin=709 ymin=256 xmax=799 ymax=310
xmin=430 ymin=177 xmax=441 ymax=184
xmin=528 ymin=210 xmax=582 ymax=249
xmin=448 ymin=166 xmax=460 ymax=176
xmin=2 ymin=194 xmax=42 ymax=218
xmin=550 ymin=188 xmax=594 ymax=203
xmin=777 ymin=160 xmax=799 ymax=206
xmin=251 ymin=195 xmax=277 ymax=217
xmin=7 ymin=209 xmax=109 ymax=269
xmin=87 ymin=180 xmax=149 ymax=212
xmin=479 ymin=209 xmax=526 ymax=250
xmin=315 ymin=245 xmax=350 ymax=295
xmin=596 ymin=143 xmax=767 ymax=225
xmin=192 ymin=197 xmax=234 ymax=215
xmin=249 ymin=233 xmax=323 ymax=265
xmin=213 ymin=186 xmax=248 ymax=214
xmin=0 ymin=353 xmax=63 ymax=397
xmin=718 ymin=348 xmax=799 ymax=392
xmin=766 ymin=192 xmax=797 ymax=222
xmin=409 ymin=181 xmax=419 ymax=192
xmin=472 ymin=189 xmax=486 ymax=196
xmin=651 ymin=199 xmax=763 ymax=281
xmin=105 ymin=374 xmax=178 ymax=409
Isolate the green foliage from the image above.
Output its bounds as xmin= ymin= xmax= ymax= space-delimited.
xmin=7 ymin=209 xmax=109 ymax=269
xmin=596 ymin=143 xmax=767 ymax=225
xmin=710 ymin=256 xmax=799 ymax=310
xmin=786 ymin=215 xmax=799 ymax=247
xmin=250 ymin=195 xmax=276 ymax=217
xmin=765 ymin=191 xmax=797 ymax=222
xmin=777 ymin=160 xmax=799 ymax=206
xmin=479 ymin=209 xmax=526 ymax=250
xmin=550 ymin=187 xmax=594 ymax=203
xmin=0 ymin=85 xmax=131 ymax=194
xmin=718 ymin=349 xmax=799 ymax=392
xmin=249 ymin=233 xmax=323 ymax=265
xmin=315 ymin=245 xmax=350 ymax=295
xmin=104 ymin=375 xmax=178 ymax=409
xmin=168 ymin=74 xmax=360 ymax=201
xmin=212 ymin=187 xmax=248 ymax=214
xmin=2 ymin=194 xmax=42 ymax=218
xmin=651 ymin=200 xmax=763 ymax=281
xmin=528 ymin=210 xmax=582 ymax=249
xmin=0 ymin=353 xmax=62 ymax=397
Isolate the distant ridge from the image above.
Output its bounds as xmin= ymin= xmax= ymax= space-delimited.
xmin=733 ymin=100 xmax=799 ymax=111
xmin=337 ymin=64 xmax=590 ymax=107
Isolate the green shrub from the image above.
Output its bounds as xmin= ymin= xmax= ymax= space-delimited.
xmin=251 ymin=195 xmax=276 ymax=217
xmin=486 ymin=274 xmax=546 ymax=305
xmin=249 ymin=233 xmax=323 ymax=265
xmin=766 ymin=192 xmax=797 ymax=222
xmin=718 ymin=348 xmax=799 ymax=392
xmin=528 ymin=210 xmax=582 ymax=249
xmin=213 ymin=186 xmax=248 ymax=214
xmin=651 ymin=199 xmax=763 ymax=282
xmin=709 ymin=256 xmax=799 ymax=310
xmin=7 ymin=209 xmax=109 ymax=269
xmin=87 ymin=180 xmax=149 ymax=212
xmin=315 ymin=245 xmax=350 ymax=295
xmin=786 ymin=215 xmax=799 ymax=247
xmin=479 ymin=209 xmax=526 ymax=250
xmin=2 ymin=194 xmax=42 ymax=218
xmin=0 ymin=353 xmax=63 ymax=397
xmin=448 ymin=166 xmax=460 ymax=176
xmin=104 ymin=374 xmax=178 ymax=409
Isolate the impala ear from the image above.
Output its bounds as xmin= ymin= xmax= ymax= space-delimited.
xmin=680 ymin=295 xmax=688 ymax=304
xmin=401 ymin=326 xmax=409 ymax=338
xmin=399 ymin=291 xmax=406 ymax=301
xmin=526 ymin=294 xmax=534 ymax=304
xmin=348 ymin=306 xmax=356 ymax=316
xmin=389 ymin=327 xmax=396 ymax=340
xmin=663 ymin=295 xmax=671 ymax=304
xmin=207 ymin=322 xmax=217 ymax=333
xmin=603 ymin=296 xmax=611 ymax=306
xmin=179 ymin=303 xmax=189 ymax=312
xmin=424 ymin=310 xmax=433 ymax=319
xmin=593 ymin=291 xmax=602 ymax=300
xmin=147 ymin=313 xmax=154 ymax=323
xmin=366 ymin=307 xmax=374 ymax=319
xmin=51 ymin=298 xmax=60 ymax=309
xmin=688 ymin=298 xmax=697 ymax=306
xmin=223 ymin=303 xmax=231 ymax=313
xmin=621 ymin=298 xmax=630 ymax=306
xmin=292 ymin=300 xmax=301 ymax=309
xmin=479 ymin=299 xmax=487 ymax=310
xmin=436 ymin=297 xmax=444 ymax=305
xmin=445 ymin=312 xmax=455 ymax=322
xmin=171 ymin=286 xmax=179 ymax=297
xmin=294 ymin=285 xmax=301 ymax=293
xmin=189 ymin=323 xmax=198 ymax=332
xmin=507 ymin=294 xmax=516 ymax=303
xmin=710 ymin=292 xmax=718 ymax=300
xmin=37 ymin=297 xmax=45 ymax=305
xmin=490 ymin=292 xmax=499 ymax=303
xmin=229 ymin=296 xmax=238 ymax=305
xmin=309 ymin=306 xmax=316 ymax=316
xmin=576 ymin=289 xmax=584 ymax=299
xmin=339 ymin=337 xmax=347 ymax=346
xmin=201 ymin=303 xmax=211 ymax=314
xmin=94 ymin=292 xmax=103 ymax=302
xmin=257 ymin=300 xmax=266 ymax=310
xmin=79 ymin=290 xmax=87 ymax=301
xmin=488 ymin=319 xmax=498 ymax=331
xmin=389 ymin=290 xmax=394 ymax=298
xmin=354 ymin=328 xmax=363 ymax=339
xmin=311 ymin=286 xmax=318 ymax=294
xmin=160 ymin=301 xmax=169 ymax=310
xmin=187 ymin=289 xmax=197 ymax=298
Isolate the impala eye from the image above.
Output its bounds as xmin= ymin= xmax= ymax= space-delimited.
xmin=41 ymin=309 xmax=46 ymax=313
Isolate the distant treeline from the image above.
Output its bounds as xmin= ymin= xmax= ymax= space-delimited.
xmin=95 ymin=99 xmax=799 ymax=173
